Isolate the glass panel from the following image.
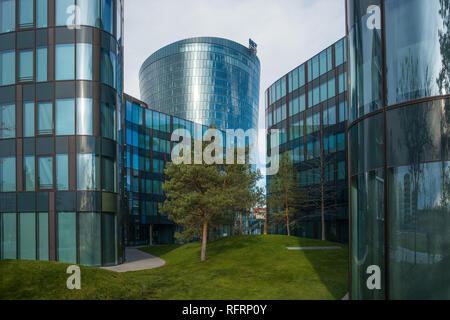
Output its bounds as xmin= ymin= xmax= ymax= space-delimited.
xmin=79 ymin=212 xmax=101 ymax=266
xmin=37 ymin=102 xmax=53 ymax=135
xmin=55 ymin=44 xmax=75 ymax=80
xmin=76 ymin=98 xmax=92 ymax=135
xmin=36 ymin=47 xmax=47 ymax=82
xmin=57 ymin=212 xmax=76 ymax=264
xmin=56 ymin=154 xmax=68 ymax=190
xmin=102 ymin=156 xmax=115 ymax=192
xmin=101 ymin=102 xmax=116 ymax=140
xmin=385 ymin=0 xmax=449 ymax=104
xmin=388 ymin=161 xmax=450 ymax=299
xmin=0 ymin=103 xmax=15 ymax=138
xmin=24 ymin=155 xmax=35 ymax=191
xmin=55 ymin=0 xmax=75 ymax=26
xmin=101 ymin=49 xmax=116 ymax=88
xmin=19 ymin=0 xmax=34 ymax=28
xmin=102 ymin=213 xmax=117 ymax=265
xmin=77 ymin=0 xmax=99 ymax=27
xmin=77 ymin=154 xmax=100 ymax=190
xmin=0 ymin=0 xmax=15 ymax=33
xmin=38 ymin=212 xmax=48 ymax=261
xmin=1 ymin=213 xmax=16 ymax=259
xmin=38 ymin=156 xmax=53 ymax=189
xmin=19 ymin=50 xmax=33 ymax=82
xmin=19 ymin=213 xmax=36 ymax=260
xmin=55 ymin=99 xmax=75 ymax=135
xmin=76 ymin=43 xmax=92 ymax=80
xmin=0 ymin=156 xmax=15 ymax=191
xmin=36 ymin=0 xmax=48 ymax=28
xmin=101 ymin=0 xmax=113 ymax=34
xmin=0 ymin=50 xmax=15 ymax=85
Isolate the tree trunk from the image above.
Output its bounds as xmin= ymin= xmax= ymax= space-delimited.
xmin=201 ymin=222 xmax=208 ymax=262
xmin=264 ymin=213 xmax=268 ymax=235
xmin=286 ymin=207 xmax=291 ymax=236
xmin=239 ymin=212 xmax=243 ymax=235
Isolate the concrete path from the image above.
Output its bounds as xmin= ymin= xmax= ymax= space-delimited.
xmin=287 ymin=246 xmax=342 ymax=251
xmin=102 ymin=248 xmax=166 ymax=273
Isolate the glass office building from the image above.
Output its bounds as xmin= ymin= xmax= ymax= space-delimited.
xmin=347 ymin=0 xmax=449 ymax=299
xmin=139 ymin=37 xmax=260 ymax=131
xmin=266 ymin=38 xmax=349 ymax=243
xmin=0 ymin=0 xmax=124 ymax=266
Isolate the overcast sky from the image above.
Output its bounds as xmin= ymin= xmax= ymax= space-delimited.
xmin=124 ymin=0 xmax=346 ymax=178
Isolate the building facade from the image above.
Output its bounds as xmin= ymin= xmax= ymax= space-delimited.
xmin=0 ymin=0 xmax=124 ymax=266
xmin=266 ymin=38 xmax=349 ymax=243
xmin=347 ymin=0 xmax=449 ymax=299
xmin=139 ymin=37 xmax=260 ymax=131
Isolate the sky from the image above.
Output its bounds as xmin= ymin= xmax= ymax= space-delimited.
xmin=124 ymin=0 xmax=346 ymax=179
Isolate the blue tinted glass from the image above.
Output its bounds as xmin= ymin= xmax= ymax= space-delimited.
xmin=77 ymin=0 xmax=99 ymax=27
xmin=24 ymin=155 xmax=35 ymax=191
xmin=0 ymin=156 xmax=15 ymax=191
xmin=101 ymin=49 xmax=116 ymax=88
xmin=0 ymin=0 xmax=14 ymax=33
xmin=1 ymin=213 xmax=16 ymax=259
xmin=36 ymin=47 xmax=47 ymax=82
xmin=55 ymin=44 xmax=75 ymax=80
xmin=101 ymin=103 xmax=115 ymax=140
xmin=57 ymin=212 xmax=76 ymax=263
xmin=101 ymin=0 xmax=113 ymax=34
xmin=56 ymin=154 xmax=68 ymax=190
xmin=37 ymin=102 xmax=52 ymax=135
xmin=36 ymin=0 xmax=48 ymax=28
xmin=55 ymin=0 xmax=75 ymax=26
xmin=0 ymin=50 xmax=15 ymax=85
xmin=38 ymin=156 xmax=53 ymax=189
xmin=76 ymin=98 xmax=92 ymax=135
xmin=55 ymin=99 xmax=75 ymax=135
xmin=77 ymin=154 xmax=100 ymax=190
xmin=19 ymin=50 xmax=33 ymax=82
xmin=19 ymin=0 xmax=33 ymax=28
xmin=76 ymin=43 xmax=92 ymax=80
xmin=38 ymin=212 xmax=48 ymax=261
xmin=0 ymin=103 xmax=15 ymax=138
xmin=23 ymin=101 xmax=34 ymax=137
xmin=19 ymin=213 xmax=36 ymax=260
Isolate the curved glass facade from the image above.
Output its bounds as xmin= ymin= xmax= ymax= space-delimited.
xmin=0 ymin=0 xmax=124 ymax=266
xmin=139 ymin=37 xmax=260 ymax=131
xmin=347 ymin=0 xmax=450 ymax=299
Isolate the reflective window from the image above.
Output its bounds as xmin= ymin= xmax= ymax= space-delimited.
xmin=79 ymin=212 xmax=101 ymax=266
xmin=55 ymin=0 xmax=75 ymax=26
xmin=24 ymin=155 xmax=35 ymax=191
xmin=19 ymin=213 xmax=36 ymax=260
xmin=77 ymin=154 xmax=100 ymax=190
xmin=101 ymin=102 xmax=116 ymax=140
xmin=38 ymin=212 xmax=48 ymax=261
xmin=56 ymin=99 xmax=75 ymax=135
xmin=19 ymin=0 xmax=34 ymax=28
xmin=36 ymin=0 xmax=48 ymax=28
xmin=0 ymin=156 xmax=15 ymax=191
xmin=36 ymin=47 xmax=47 ymax=82
xmin=57 ymin=212 xmax=76 ymax=263
xmin=101 ymin=49 xmax=116 ymax=88
xmin=102 ymin=156 xmax=115 ymax=192
xmin=37 ymin=102 xmax=53 ymax=135
xmin=76 ymin=98 xmax=92 ymax=135
xmin=0 ymin=103 xmax=15 ymax=138
xmin=56 ymin=154 xmax=68 ymax=190
xmin=76 ymin=43 xmax=92 ymax=80
xmin=77 ymin=0 xmax=99 ymax=27
xmin=102 ymin=213 xmax=117 ymax=265
xmin=19 ymin=50 xmax=34 ymax=82
xmin=1 ymin=213 xmax=16 ymax=259
xmin=38 ymin=156 xmax=53 ymax=189
xmin=0 ymin=0 xmax=15 ymax=33
xmin=385 ymin=0 xmax=449 ymax=104
xmin=0 ymin=50 xmax=15 ymax=85
xmin=101 ymin=0 xmax=114 ymax=34
xmin=55 ymin=44 xmax=75 ymax=80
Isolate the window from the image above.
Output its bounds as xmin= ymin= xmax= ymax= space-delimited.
xmin=339 ymin=101 xmax=348 ymax=122
xmin=55 ymin=44 xmax=75 ymax=80
xmin=37 ymin=102 xmax=53 ymax=135
xmin=38 ymin=156 xmax=53 ymax=189
xmin=328 ymin=77 xmax=335 ymax=99
xmin=0 ymin=156 xmax=15 ymax=191
xmin=24 ymin=155 xmax=35 ymax=191
xmin=338 ymin=72 xmax=347 ymax=94
xmin=101 ymin=49 xmax=116 ymax=88
xmin=56 ymin=154 xmax=68 ymax=190
xmin=1 ymin=213 xmax=16 ymax=259
xmin=55 ymin=0 xmax=75 ymax=26
xmin=77 ymin=0 xmax=99 ymax=27
xmin=19 ymin=50 xmax=33 ymax=82
xmin=102 ymin=156 xmax=115 ymax=192
xmin=55 ymin=99 xmax=75 ymax=135
xmin=0 ymin=50 xmax=15 ymax=85
xmin=36 ymin=47 xmax=47 ymax=82
xmin=77 ymin=154 xmax=100 ymax=190
xmin=319 ymin=51 xmax=327 ymax=76
xmin=320 ymin=82 xmax=327 ymax=103
xmin=0 ymin=103 xmax=15 ymax=138
xmin=19 ymin=0 xmax=34 ymax=28
xmin=0 ymin=0 xmax=15 ymax=33
xmin=101 ymin=0 xmax=113 ymax=34
xmin=79 ymin=212 xmax=101 ymax=266
xmin=76 ymin=43 xmax=92 ymax=80
xmin=36 ymin=0 xmax=48 ymax=28
xmin=328 ymin=105 xmax=336 ymax=125
xmin=19 ymin=213 xmax=36 ymax=260
xmin=38 ymin=212 xmax=49 ymax=260
xmin=57 ymin=212 xmax=76 ymax=263
xmin=338 ymin=161 xmax=346 ymax=180
xmin=76 ymin=98 xmax=92 ymax=135
xmin=312 ymin=56 xmax=319 ymax=80
xmin=23 ymin=101 xmax=35 ymax=137
xmin=337 ymin=133 xmax=345 ymax=151
xmin=313 ymin=85 xmax=320 ymax=106
xmin=102 ymin=213 xmax=117 ymax=265
xmin=335 ymin=40 xmax=344 ymax=66
xmin=101 ymin=102 xmax=116 ymax=140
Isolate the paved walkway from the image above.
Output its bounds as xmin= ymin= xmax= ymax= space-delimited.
xmin=102 ymin=248 xmax=166 ymax=273
xmin=286 ymin=246 xmax=342 ymax=251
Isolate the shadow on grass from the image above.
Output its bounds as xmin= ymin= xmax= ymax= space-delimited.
xmin=139 ymin=244 xmax=182 ymax=258
xmin=299 ymin=237 xmax=349 ymax=300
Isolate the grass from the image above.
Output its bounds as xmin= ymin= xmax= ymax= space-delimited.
xmin=0 ymin=235 xmax=348 ymax=300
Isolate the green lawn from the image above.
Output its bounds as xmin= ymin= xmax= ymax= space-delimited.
xmin=0 ymin=235 xmax=348 ymax=300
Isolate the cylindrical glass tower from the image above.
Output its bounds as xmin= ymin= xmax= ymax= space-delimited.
xmin=0 ymin=0 xmax=124 ymax=266
xmin=139 ymin=37 xmax=260 ymax=131
xmin=347 ymin=0 xmax=449 ymax=299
